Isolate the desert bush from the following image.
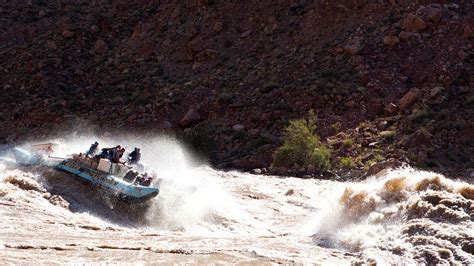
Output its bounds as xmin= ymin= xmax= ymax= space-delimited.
xmin=272 ymin=111 xmax=331 ymax=171
xmin=340 ymin=156 xmax=355 ymax=168
xmin=343 ymin=137 xmax=355 ymax=147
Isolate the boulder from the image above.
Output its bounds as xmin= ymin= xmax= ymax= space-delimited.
xmin=343 ymin=44 xmax=362 ymax=55
xmin=383 ymin=35 xmax=400 ymax=46
xmin=178 ymin=108 xmax=201 ymax=128
xmin=252 ymin=168 xmax=262 ymax=174
xmin=47 ymin=41 xmax=57 ymax=50
xmin=61 ymin=30 xmax=74 ymax=38
xmin=426 ymin=7 xmax=442 ymax=24
xmin=232 ymin=124 xmax=245 ymax=132
xmin=398 ymin=31 xmax=420 ymax=41
xmin=213 ymin=21 xmax=224 ymax=33
xmin=458 ymin=50 xmax=469 ymax=61
xmin=217 ymin=92 xmax=233 ymax=104
xmin=401 ymin=13 xmax=427 ymax=32
xmin=399 ymin=88 xmax=420 ymax=111
xmin=463 ymin=24 xmax=474 ymax=39
xmin=349 ymin=55 xmax=364 ymax=67
xmin=384 ymin=103 xmax=399 ymax=115
xmin=159 ymin=121 xmax=173 ymax=130
xmin=344 ymin=100 xmax=357 ymax=108
xmin=429 ymin=86 xmax=443 ymax=98
xmin=240 ymin=30 xmax=251 ymax=38
xmin=94 ymin=39 xmax=108 ymax=54
xmin=377 ymin=120 xmax=388 ymax=130
xmin=131 ymin=23 xmax=142 ymax=39
xmin=367 ymin=158 xmax=402 ymax=176
xmin=409 ymin=129 xmax=432 ymax=148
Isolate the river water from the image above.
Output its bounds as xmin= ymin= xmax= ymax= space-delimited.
xmin=1 ymin=136 xmax=473 ymax=264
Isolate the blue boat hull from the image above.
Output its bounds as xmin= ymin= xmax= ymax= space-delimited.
xmin=56 ymin=161 xmax=159 ymax=203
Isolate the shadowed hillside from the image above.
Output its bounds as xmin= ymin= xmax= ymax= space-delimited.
xmin=0 ymin=0 xmax=472 ymax=177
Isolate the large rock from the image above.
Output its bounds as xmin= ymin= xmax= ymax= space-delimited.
xmin=232 ymin=124 xmax=245 ymax=132
xmin=367 ymin=158 xmax=403 ymax=176
xmin=384 ymin=103 xmax=399 ymax=115
xmin=398 ymin=31 xmax=420 ymax=41
xmin=94 ymin=39 xmax=108 ymax=54
xmin=178 ymin=108 xmax=201 ymax=128
xmin=131 ymin=23 xmax=142 ymax=39
xmin=383 ymin=35 xmax=400 ymax=46
xmin=463 ymin=24 xmax=474 ymax=39
xmin=213 ymin=21 xmax=224 ymax=33
xmin=426 ymin=7 xmax=442 ymax=24
xmin=343 ymin=44 xmax=362 ymax=55
xmin=47 ymin=41 xmax=57 ymax=50
xmin=401 ymin=13 xmax=427 ymax=32
xmin=409 ymin=129 xmax=432 ymax=148
xmin=399 ymin=88 xmax=421 ymax=111
xmin=349 ymin=55 xmax=364 ymax=67
xmin=61 ymin=30 xmax=74 ymax=38
xmin=429 ymin=86 xmax=443 ymax=98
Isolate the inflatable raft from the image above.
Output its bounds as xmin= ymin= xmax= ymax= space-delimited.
xmin=1 ymin=143 xmax=159 ymax=203
xmin=56 ymin=154 xmax=159 ymax=203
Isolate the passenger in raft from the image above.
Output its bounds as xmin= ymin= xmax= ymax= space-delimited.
xmin=94 ymin=148 xmax=109 ymax=160
xmin=94 ymin=145 xmax=117 ymax=160
xmin=134 ymin=173 xmax=153 ymax=187
xmin=107 ymin=145 xmax=120 ymax=161
xmin=123 ymin=170 xmax=139 ymax=183
xmin=127 ymin=147 xmax=141 ymax=164
xmin=112 ymin=147 xmax=126 ymax=163
xmin=86 ymin=142 xmax=99 ymax=157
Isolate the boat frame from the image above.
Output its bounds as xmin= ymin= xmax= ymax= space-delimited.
xmin=56 ymin=155 xmax=159 ymax=203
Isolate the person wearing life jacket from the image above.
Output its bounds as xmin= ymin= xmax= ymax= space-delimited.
xmin=107 ymin=145 xmax=120 ymax=161
xmin=123 ymin=170 xmax=139 ymax=183
xmin=127 ymin=147 xmax=141 ymax=164
xmin=140 ymin=176 xmax=153 ymax=187
xmin=112 ymin=147 xmax=125 ymax=163
xmin=86 ymin=142 xmax=99 ymax=157
xmin=134 ymin=172 xmax=152 ymax=187
xmin=94 ymin=148 xmax=109 ymax=160
xmin=94 ymin=145 xmax=119 ymax=161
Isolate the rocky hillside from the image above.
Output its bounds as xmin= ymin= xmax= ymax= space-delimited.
xmin=0 ymin=0 xmax=472 ymax=178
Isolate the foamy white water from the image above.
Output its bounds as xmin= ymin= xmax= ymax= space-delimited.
xmin=0 ymin=136 xmax=473 ymax=264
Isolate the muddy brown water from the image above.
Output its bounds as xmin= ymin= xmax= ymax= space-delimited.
xmin=1 ymin=137 xmax=473 ymax=264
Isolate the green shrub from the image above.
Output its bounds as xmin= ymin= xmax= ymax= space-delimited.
xmin=272 ymin=111 xmax=331 ymax=171
xmin=330 ymin=122 xmax=341 ymax=133
xmin=343 ymin=137 xmax=355 ymax=147
xmin=340 ymin=157 xmax=355 ymax=168
xmin=380 ymin=130 xmax=396 ymax=143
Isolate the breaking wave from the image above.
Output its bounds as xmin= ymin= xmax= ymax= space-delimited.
xmin=309 ymin=168 xmax=474 ymax=264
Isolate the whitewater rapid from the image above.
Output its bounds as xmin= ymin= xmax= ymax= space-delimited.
xmin=0 ymin=136 xmax=473 ymax=264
